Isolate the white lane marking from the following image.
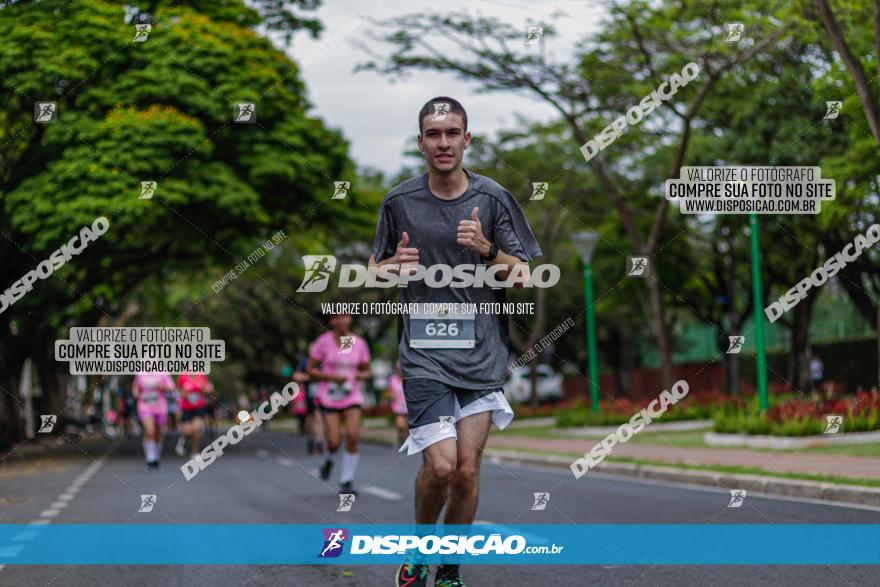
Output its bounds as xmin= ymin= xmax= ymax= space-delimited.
xmin=256 ymin=449 xmax=270 ymax=458
xmin=277 ymin=457 xmax=294 ymax=466
xmin=308 ymin=468 xmax=319 ymax=478
xmin=361 ymin=486 xmax=402 ymax=500
xmin=35 ymin=440 xmax=117 ymax=524
xmin=497 ymin=459 xmax=880 ymax=513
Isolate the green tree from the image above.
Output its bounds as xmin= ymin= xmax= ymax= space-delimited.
xmin=811 ymin=0 xmax=880 ymax=335
xmin=0 ymin=0 xmax=349 ymax=449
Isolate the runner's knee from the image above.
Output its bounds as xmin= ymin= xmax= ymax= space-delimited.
xmin=425 ymin=454 xmax=456 ymax=482
xmin=451 ymin=461 xmax=479 ymax=486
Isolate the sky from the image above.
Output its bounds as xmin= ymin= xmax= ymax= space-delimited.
xmin=272 ymin=0 xmax=607 ymax=178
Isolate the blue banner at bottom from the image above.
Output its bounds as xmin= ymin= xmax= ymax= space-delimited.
xmin=0 ymin=524 xmax=878 ymax=565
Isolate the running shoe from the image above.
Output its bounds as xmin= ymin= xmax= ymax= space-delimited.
xmin=395 ymin=551 xmax=429 ymax=587
xmin=319 ymin=458 xmax=333 ymax=481
xmin=339 ymin=481 xmax=358 ymax=495
xmin=434 ymin=566 xmax=466 ymax=587
xmin=175 ymin=437 xmax=186 ymax=456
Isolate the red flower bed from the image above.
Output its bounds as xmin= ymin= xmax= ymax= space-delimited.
xmin=767 ymin=390 xmax=880 ymax=423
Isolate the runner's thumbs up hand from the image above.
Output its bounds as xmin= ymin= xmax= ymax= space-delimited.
xmin=457 ymin=207 xmax=491 ymax=257
xmin=395 ymin=231 xmax=420 ymax=275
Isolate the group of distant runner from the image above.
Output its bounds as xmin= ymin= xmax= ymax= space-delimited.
xmin=120 ymin=316 xmax=408 ymax=485
xmin=128 ymin=370 xmax=215 ymax=470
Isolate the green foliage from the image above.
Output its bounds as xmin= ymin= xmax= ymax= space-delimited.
xmin=0 ymin=0 xmax=347 ymax=324
xmin=555 ymin=396 xmax=718 ymax=428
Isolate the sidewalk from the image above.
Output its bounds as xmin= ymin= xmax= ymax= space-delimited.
xmin=360 ymin=427 xmax=880 ymax=480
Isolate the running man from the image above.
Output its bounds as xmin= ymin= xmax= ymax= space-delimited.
xmin=175 ymin=371 xmax=213 ymax=457
xmin=307 ymin=312 xmax=372 ymax=495
xmin=370 ymin=97 xmax=541 ymax=587
xmin=132 ymin=370 xmax=176 ymax=470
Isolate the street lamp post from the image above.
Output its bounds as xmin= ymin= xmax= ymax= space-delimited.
xmin=572 ymin=231 xmax=601 ymax=413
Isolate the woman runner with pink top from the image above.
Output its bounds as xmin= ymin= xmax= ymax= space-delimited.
xmin=307 ymin=312 xmax=372 ymax=495
xmin=132 ymin=370 xmax=175 ymax=470
xmin=389 ymin=363 xmax=409 ymax=449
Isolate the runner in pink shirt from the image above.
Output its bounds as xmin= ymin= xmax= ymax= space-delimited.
xmin=307 ymin=312 xmax=372 ymax=495
xmin=132 ymin=371 xmax=175 ymax=470
xmin=388 ymin=363 xmax=409 ymax=449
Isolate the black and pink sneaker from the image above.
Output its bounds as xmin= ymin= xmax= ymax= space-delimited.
xmin=395 ymin=551 xmax=429 ymax=587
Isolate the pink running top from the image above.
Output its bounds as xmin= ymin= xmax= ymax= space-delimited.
xmin=309 ymin=331 xmax=371 ymax=410
xmin=133 ymin=371 xmax=174 ymax=414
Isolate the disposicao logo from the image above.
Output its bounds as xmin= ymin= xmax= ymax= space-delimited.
xmin=319 ymin=528 xmax=348 ymax=558
xmin=297 ymin=256 xmax=560 ymax=291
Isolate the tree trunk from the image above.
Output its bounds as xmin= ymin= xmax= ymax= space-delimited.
xmin=727 ymin=248 xmax=740 ymax=395
xmin=646 ymin=262 xmax=674 ymax=389
xmin=721 ymin=343 xmax=733 ymax=395
xmin=607 ymin=325 xmax=626 ymax=398
xmin=729 ymin=352 xmax=740 ymax=396
xmin=529 ymin=364 xmax=539 ymax=407
xmin=0 ymin=351 xmax=27 ymax=451
xmin=34 ymin=343 xmax=68 ymax=422
xmin=528 ymin=283 xmax=547 ymax=408
xmin=788 ymin=295 xmax=816 ymax=393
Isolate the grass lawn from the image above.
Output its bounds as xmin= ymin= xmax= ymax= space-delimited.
xmin=495 ymin=424 xmax=880 ymax=457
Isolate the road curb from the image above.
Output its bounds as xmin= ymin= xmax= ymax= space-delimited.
xmin=485 ymin=448 xmax=880 ymax=508
xmin=360 ymin=433 xmax=880 ymax=507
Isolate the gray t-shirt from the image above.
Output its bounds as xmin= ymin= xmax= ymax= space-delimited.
xmin=371 ymin=169 xmax=541 ymax=389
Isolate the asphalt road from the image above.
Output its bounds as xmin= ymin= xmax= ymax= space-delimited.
xmin=1 ymin=427 xmax=878 ymax=586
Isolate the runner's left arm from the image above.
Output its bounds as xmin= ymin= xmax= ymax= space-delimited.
xmin=458 ymin=206 xmax=530 ymax=287
xmin=354 ymin=340 xmax=372 ymax=380
xmin=354 ymin=360 xmax=372 ymax=380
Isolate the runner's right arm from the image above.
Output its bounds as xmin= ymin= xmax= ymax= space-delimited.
xmin=368 ymin=232 xmax=419 ymax=274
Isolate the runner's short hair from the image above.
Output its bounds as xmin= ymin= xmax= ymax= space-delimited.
xmin=418 ymin=96 xmax=468 ymax=134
